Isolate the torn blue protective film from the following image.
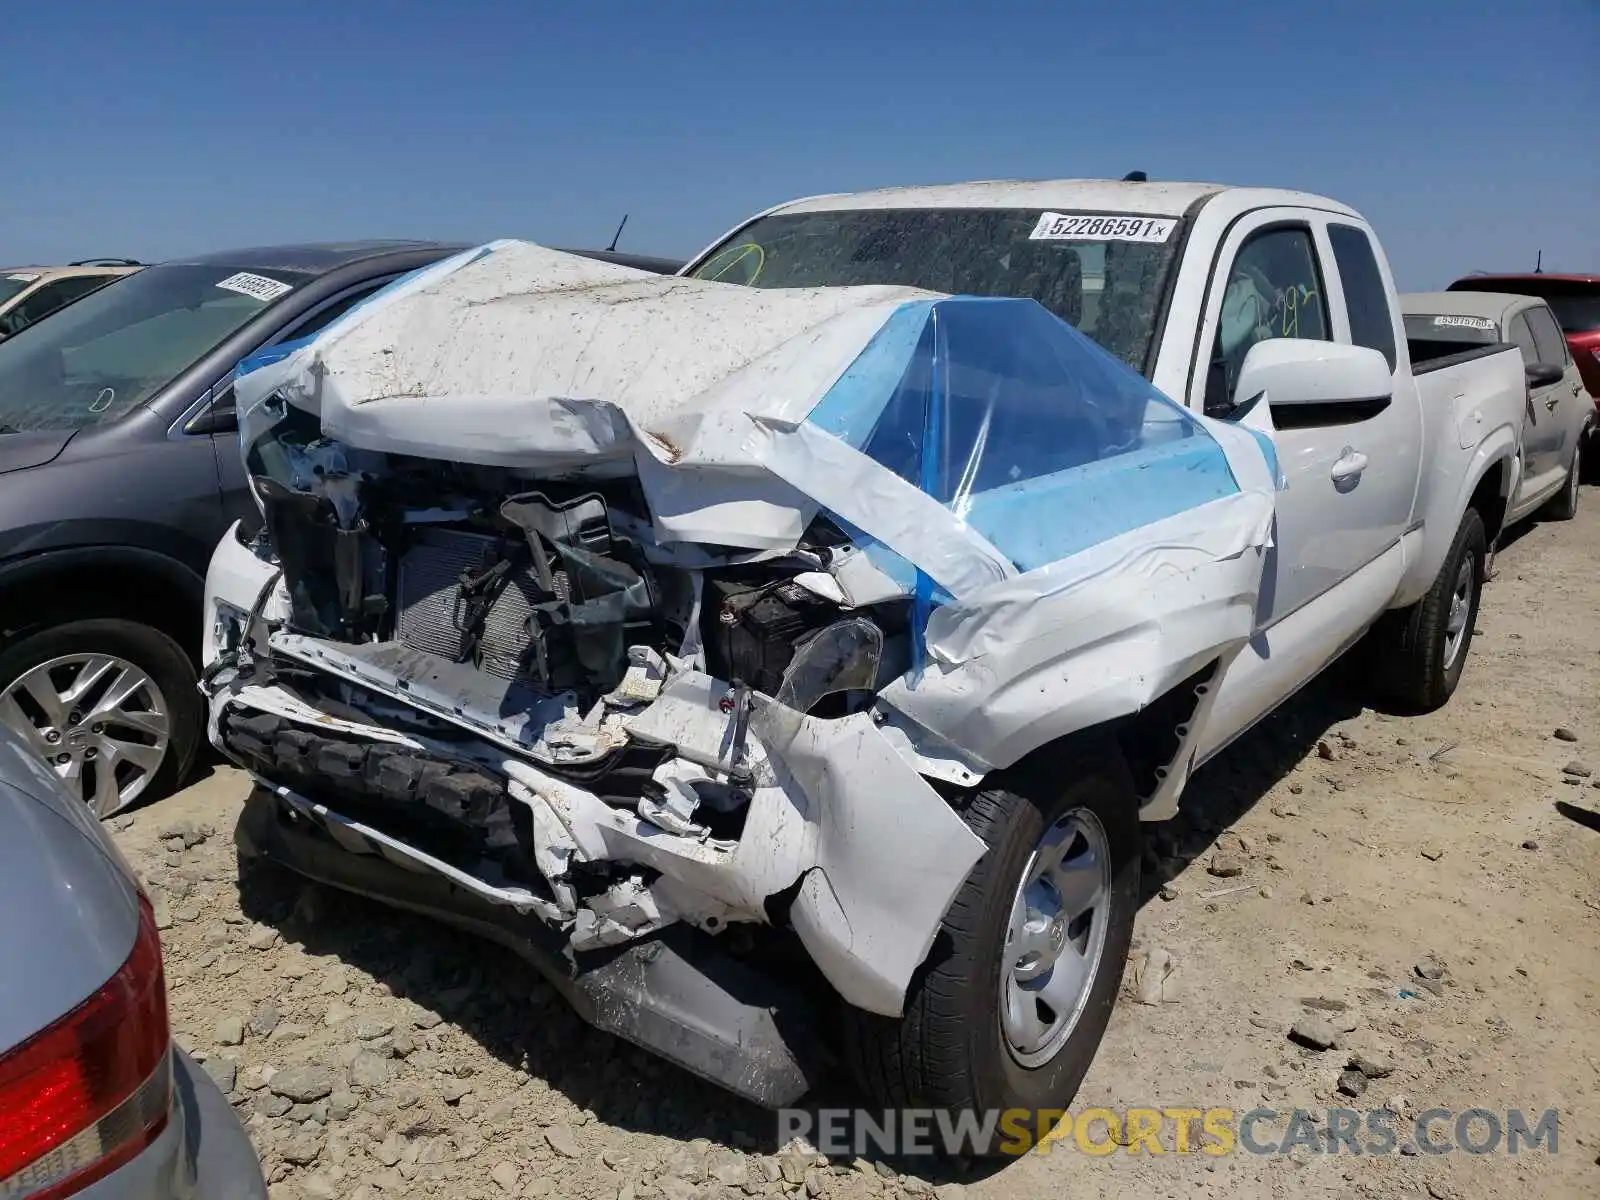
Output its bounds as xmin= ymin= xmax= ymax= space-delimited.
xmin=808 ymin=297 xmax=1241 ymax=574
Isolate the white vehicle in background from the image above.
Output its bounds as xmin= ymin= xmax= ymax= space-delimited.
xmin=198 ymin=179 xmax=1526 ymax=1140
xmin=1401 ymin=291 xmax=1591 ymax=547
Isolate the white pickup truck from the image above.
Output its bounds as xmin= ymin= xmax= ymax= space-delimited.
xmin=199 ymin=179 xmax=1524 ymax=1139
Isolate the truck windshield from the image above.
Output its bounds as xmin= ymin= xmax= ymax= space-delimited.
xmin=686 ymin=208 xmax=1182 ymax=371
xmin=0 ymin=263 xmax=310 ymax=434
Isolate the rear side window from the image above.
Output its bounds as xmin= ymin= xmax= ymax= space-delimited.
xmin=1525 ymin=305 xmax=1569 ymax=366
xmin=1327 ymin=224 xmax=1397 ymax=370
xmin=1506 ymin=314 xmax=1540 ymax=367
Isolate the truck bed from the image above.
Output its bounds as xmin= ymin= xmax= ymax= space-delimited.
xmin=1407 ymin=337 xmax=1517 ymax=374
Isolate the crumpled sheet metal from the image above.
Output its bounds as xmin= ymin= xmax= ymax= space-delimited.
xmin=879 ymin=487 xmax=1275 ymax=783
xmin=209 ymin=666 xmax=983 ymax=1017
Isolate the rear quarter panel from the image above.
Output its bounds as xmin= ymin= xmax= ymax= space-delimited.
xmin=1398 ymin=346 xmax=1525 ymax=607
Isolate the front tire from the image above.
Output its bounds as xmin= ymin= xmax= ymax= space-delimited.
xmin=1369 ymin=509 xmax=1485 ymax=712
xmin=841 ymin=740 xmax=1140 ymax=1148
xmin=0 ymin=619 xmax=201 ymax=817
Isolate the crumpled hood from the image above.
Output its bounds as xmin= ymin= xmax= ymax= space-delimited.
xmin=236 ymin=241 xmax=929 ymax=469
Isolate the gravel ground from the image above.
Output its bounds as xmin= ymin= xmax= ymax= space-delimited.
xmin=112 ymin=487 xmax=1600 ymax=1200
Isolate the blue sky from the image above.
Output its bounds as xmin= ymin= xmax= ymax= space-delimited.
xmin=2 ymin=0 xmax=1595 ymax=287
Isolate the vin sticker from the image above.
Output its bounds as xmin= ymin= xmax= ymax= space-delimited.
xmin=215 ymin=272 xmax=292 ymax=302
xmin=1029 ymin=213 xmax=1176 ymax=242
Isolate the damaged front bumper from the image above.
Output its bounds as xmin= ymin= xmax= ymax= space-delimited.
xmin=234 ymin=784 xmax=832 ymax=1106
xmin=240 ymin=780 xmax=838 ymax=1107
xmin=202 ymin=510 xmax=992 ymax=994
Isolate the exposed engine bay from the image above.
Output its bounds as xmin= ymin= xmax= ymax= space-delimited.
xmin=206 ymin=406 xmax=987 ymax=1015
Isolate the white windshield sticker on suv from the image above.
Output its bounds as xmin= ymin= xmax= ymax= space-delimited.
xmin=216 ymin=272 xmax=293 ymax=303
xmin=1432 ymin=315 xmax=1497 ymax=331
xmin=1029 ymin=213 xmax=1177 ymax=243
xmin=6 ymin=273 xmax=41 ymax=284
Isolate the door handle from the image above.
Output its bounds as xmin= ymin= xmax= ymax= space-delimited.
xmin=1330 ymin=448 xmax=1369 ymax=483
xmin=1546 ymin=396 xmax=1561 ymax=411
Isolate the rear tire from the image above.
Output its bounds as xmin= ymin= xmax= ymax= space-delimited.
xmin=840 ymin=739 xmax=1140 ymax=1153
xmin=0 ymin=619 xmax=201 ymax=816
xmin=1369 ymin=509 xmax=1485 ymax=713
xmin=1542 ymin=437 xmax=1582 ymax=521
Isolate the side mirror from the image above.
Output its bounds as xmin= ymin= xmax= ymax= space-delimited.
xmin=185 ymin=403 xmax=237 ymax=437
xmin=1234 ymin=339 xmax=1393 ymax=414
xmin=1525 ymin=362 xmax=1564 ymax=388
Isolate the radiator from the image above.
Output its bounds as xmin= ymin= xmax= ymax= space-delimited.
xmin=396 ymin=528 xmax=565 ymax=683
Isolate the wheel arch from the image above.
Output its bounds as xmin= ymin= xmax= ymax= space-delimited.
xmin=996 ymin=659 xmax=1223 ymax=823
xmin=0 ymin=547 xmax=205 ymax=662
xmin=1397 ymin=432 xmax=1517 ymax=609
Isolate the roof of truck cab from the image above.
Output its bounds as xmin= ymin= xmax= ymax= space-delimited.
xmin=1400 ymin=291 xmax=1543 ymax=324
xmin=771 ymin=179 xmax=1361 ymax=220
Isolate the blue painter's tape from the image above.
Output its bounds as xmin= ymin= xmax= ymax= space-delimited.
xmin=961 ymin=435 xmax=1240 ymax=572
xmin=807 ymin=300 xmax=934 ymax=446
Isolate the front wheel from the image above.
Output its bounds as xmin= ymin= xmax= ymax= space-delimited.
xmin=841 ymin=740 xmax=1141 ymax=1148
xmin=0 ymin=619 xmax=202 ymax=817
xmin=1368 ymin=509 xmax=1486 ymax=713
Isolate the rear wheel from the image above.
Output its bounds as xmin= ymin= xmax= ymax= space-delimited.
xmin=841 ymin=740 xmax=1140 ymax=1150
xmin=1369 ymin=509 xmax=1485 ymax=712
xmin=0 ymin=619 xmax=201 ymax=816
xmin=1542 ymin=437 xmax=1582 ymax=521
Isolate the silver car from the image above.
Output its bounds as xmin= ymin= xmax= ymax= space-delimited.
xmin=0 ymin=725 xmax=265 ymax=1199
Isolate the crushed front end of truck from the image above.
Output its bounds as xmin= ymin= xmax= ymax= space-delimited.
xmin=201 ymin=242 xmax=1278 ymax=1105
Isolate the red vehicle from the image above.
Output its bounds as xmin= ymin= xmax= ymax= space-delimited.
xmin=1448 ymin=274 xmax=1600 ymax=410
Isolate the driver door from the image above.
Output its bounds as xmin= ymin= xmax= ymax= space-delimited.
xmin=1188 ymin=211 xmax=1420 ymax=759
xmin=1195 ymin=216 xmax=1354 ymax=624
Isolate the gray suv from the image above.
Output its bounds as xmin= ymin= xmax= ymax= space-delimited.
xmin=0 ymin=243 xmax=679 ymax=816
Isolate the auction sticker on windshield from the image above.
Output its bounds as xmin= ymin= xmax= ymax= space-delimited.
xmin=6 ymin=273 xmax=41 ymax=284
xmin=216 ymin=272 xmax=293 ymax=303
xmin=1030 ymin=213 xmax=1176 ymax=242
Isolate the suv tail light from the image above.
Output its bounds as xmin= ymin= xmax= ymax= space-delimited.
xmin=0 ymin=895 xmax=171 ymax=1199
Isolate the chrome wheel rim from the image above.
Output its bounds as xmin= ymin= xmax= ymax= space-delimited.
xmin=0 ymin=654 xmax=171 ymax=817
xmin=1000 ymin=808 xmax=1112 ymax=1068
xmin=1442 ymin=556 xmax=1476 ymax=671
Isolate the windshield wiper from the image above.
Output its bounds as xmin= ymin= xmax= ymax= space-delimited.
xmin=0 ymin=425 xmax=20 ymax=435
